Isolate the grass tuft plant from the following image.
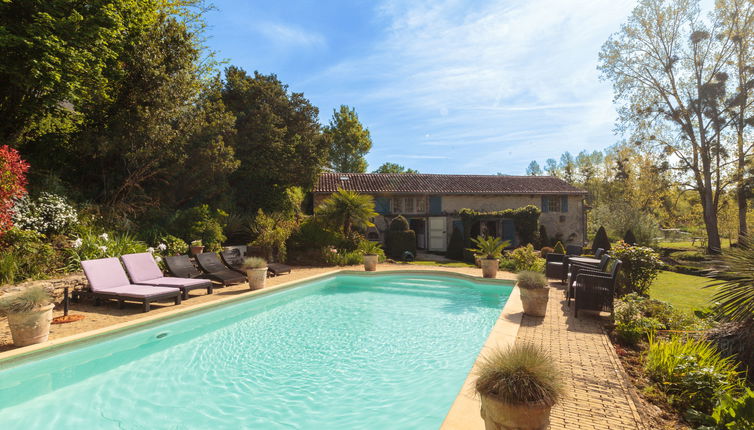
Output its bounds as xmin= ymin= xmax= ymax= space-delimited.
xmin=242 ymin=257 xmax=267 ymax=270
xmin=0 ymin=286 xmax=53 ymax=315
xmin=517 ymin=271 xmax=548 ymax=289
xmin=475 ymin=343 xmax=564 ymax=406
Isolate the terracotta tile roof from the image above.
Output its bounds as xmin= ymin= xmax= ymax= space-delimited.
xmin=314 ymin=173 xmax=586 ymax=195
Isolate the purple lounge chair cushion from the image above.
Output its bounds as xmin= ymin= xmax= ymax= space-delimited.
xmin=103 ymin=285 xmax=180 ymax=298
xmin=121 ymin=252 xmax=164 ymax=283
xmin=138 ymin=277 xmax=211 ymax=288
xmin=81 ymin=258 xmax=133 ymax=292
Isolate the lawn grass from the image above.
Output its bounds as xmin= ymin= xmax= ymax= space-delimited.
xmin=657 ymin=239 xmax=732 ymax=250
xmin=406 ymin=260 xmax=476 ymax=268
xmin=649 ymin=270 xmax=717 ymax=313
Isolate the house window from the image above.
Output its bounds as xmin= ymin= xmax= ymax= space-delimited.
xmin=391 ymin=196 xmax=426 ymax=214
xmin=416 ymin=197 xmax=426 ymax=213
xmin=404 ymin=197 xmax=414 ymax=213
xmin=392 ymin=197 xmax=403 ymax=213
xmin=541 ymin=196 xmax=569 ymax=213
xmin=547 ymin=198 xmax=561 ymax=212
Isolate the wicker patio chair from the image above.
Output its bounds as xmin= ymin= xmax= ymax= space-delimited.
xmin=573 ymin=259 xmax=622 ymax=318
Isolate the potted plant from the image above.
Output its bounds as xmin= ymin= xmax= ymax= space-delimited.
xmin=357 ymin=240 xmax=382 ymax=271
xmin=0 ymin=286 xmax=55 ymax=347
xmin=243 ymin=257 xmax=268 ymax=290
xmin=517 ymin=271 xmax=550 ymax=317
xmin=189 ymin=240 xmax=204 ymax=256
xmin=475 ymin=343 xmax=564 ymax=430
xmin=467 ymin=235 xmax=509 ymax=278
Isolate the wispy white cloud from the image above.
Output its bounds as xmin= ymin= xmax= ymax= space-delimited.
xmin=257 ymin=22 xmax=325 ymax=48
xmin=303 ymin=0 xmax=637 ymax=174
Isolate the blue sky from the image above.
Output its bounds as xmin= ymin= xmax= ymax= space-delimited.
xmin=204 ymin=0 xmax=638 ymax=174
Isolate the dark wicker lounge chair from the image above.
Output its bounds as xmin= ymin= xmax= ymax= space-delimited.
xmin=545 ymin=253 xmax=569 ymax=283
xmin=594 ymin=248 xmax=606 ymax=259
xmin=221 ymin=247 xmax=292 ymax=277
xmin=165 ymin=255 xmax=205 ymax=278
xmin=121 ymin=252 xmax=213 ymax=300
xmin=566 ymin=254 xmax=611 ymax=304
xmin=573 ymin=259 xmax=622 ymax=318
xmin=195 ymin=252 xmax=247 ymax=285
xmin=81 ymin=258 xmax=181 ymax=312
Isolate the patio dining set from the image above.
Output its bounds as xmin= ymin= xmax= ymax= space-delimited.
xmin=544 ymin=246 xmax=622 ymax=317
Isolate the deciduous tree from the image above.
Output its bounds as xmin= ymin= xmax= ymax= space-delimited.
xmin=325 ymin=105 xmax=372 ymax=173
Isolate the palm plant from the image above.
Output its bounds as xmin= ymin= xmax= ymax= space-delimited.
xmin=357 ymin=240 xmax=382 ymax=255
xmin=467 ymin=235 xmax=509 ymax=259
xmin=710 ymin=246 xmax=754 ymax=323
xmin=315 ymin=188 xmax=377 ymax=235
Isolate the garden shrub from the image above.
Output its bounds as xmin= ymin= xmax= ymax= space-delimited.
xmin=623 ymin=229 xmax=637 ymax=245
xmin=670 ymin=250 xmax=707 ymax=262
xmin=385 ymin=215 xmax=416 ymax=259
xmin=170 ymin=204 xmax=227 ymax=251
xmin=611 ymin=241 xmax=663 ymax=297
xmin=158 ymin=234 xmax=187 ymax=256
xmin=706 ymin=387 xmax=754 ymax=429
xmin=11 ymin=192 xmax=78 ymax=235
xmin=645 ymin=336 xmax=744 ymax=415
xmin=613 ymin=294 xmax=703 ymax=346
xmin=0 ymin=145 xmax=29 ymax=235
xmin=458 ymin=206 xmax=541 ymax=246
xmin=507 ymin=244 xmax=545 ymax=272
xmin=250 ymin=209 xmax=298 ymax=262
xmin=65 ymin=230 xmax=147 ymax=272
xmin=0 ymin=228 xmax=59 ymax=284
xmin=446 ymin=227 xmax=464 ymax=260
xmin=592 ymin=226 xmax=611 ymax=252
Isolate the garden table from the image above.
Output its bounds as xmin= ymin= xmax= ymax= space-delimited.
xmin=569 ymin=256 xmax=601 ymax=265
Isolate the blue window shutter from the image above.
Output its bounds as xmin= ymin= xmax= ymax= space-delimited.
xmin=541 ymin=196 xmax=549 ymax=213
xmin=375 ymin=197 xmax=390 ymax=215
xmin=429 ymin=196 xmax=442 ymax=215
xmin=561 ymin=196 xmax=568 ymax=212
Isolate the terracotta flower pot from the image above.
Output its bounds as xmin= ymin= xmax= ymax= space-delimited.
xmin=480 ymin=394 xmax=552 ymax=430
xmin=7 ymin=303 xmax=54 ymax=347
xmin=190 ymin=245 xmax=204 ymax=256
xmin=246 ymin=267 xmax=268 ymax=290
xmin=363 ymin=254 xmax=378 ymax=271
xmin=481 ymin=258 xmax=499 ymax=278
xmin=519 ymin=285 xmax=550 ymax=317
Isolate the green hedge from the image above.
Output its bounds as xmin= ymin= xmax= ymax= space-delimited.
xmin=385 ymin=216 xmax=416 ymax=259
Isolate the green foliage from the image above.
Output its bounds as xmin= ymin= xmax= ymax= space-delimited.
xmin=371 ymin=162 xmax=418 ymax=174
xmin=11 ymin=192 xmax=78 ymax=235
xmin=223 ymin=66 xmax=328 ymax=213
xmin=250 ymin=209 xmax=298 ymax=263
xmin=325 ymin=105 xmax=372 ymax=173
xmin=315 ymin=189 xmax=377 ymax=235
xmin=158 ymin=235 xmax=188 ymax=256
xmin=707 ymin=388 xmax=754 ymax=429
xmin=446 ymin=227 xmax=465 ymax=260
xmin=458 ymin=206 xmax=541 ymax=246
xmin=553 ymin=241 xmax=565 ymax=254
xmin=591 ymin=203 xmax=660 ymax=247
xmin=503 ymin=244 xmax=546 ymax=273
xmin=0 ymin=286 xmax=52 ymax=315
xmin=613 ymin=293 xmax=704 ymax=346
xmin=386 ymin=230 xmax=417 ymax=260
xmin=468 ymin=235 xmax=508 ymax=259
xmin=517 ymin=271 xmax=548 ymax=289
xmin=356 ymin=240 xmax=382 ymax=255
xmin=0 ymin=228 xmax=59 ymax=284
xmin=592 ymin=226 xmax=611 ymax=252
xmin=538 ymin=224 xmax=549 ymax=248
xmin=475 ymin=343 xmax=564 ymax=406
xmin=709 ymin=246 xmax=754 ymax=324
xmin=65 ymin=230 xmax=147 ymax=272
xmin=288 ymin=217 xmax=348 ymax=251
xmin=645 ymin=336 xmax=744 ymax=414
xmin=242 ymin=257 xmax=267 ymax=270
xmin=611 ymin=241 xmax=663 ymax=297
xmin=671 ymin=250 xmax=707 ymax=262
xmin=170 ymin=205 xmax=227 ymax=252
xmin=324 ymin=249 xmax=363 ymax=266
xmin=623 ymin=229 xmax=637 ymax=245
xmin=389 ymin=215 xmax=410 ymax=232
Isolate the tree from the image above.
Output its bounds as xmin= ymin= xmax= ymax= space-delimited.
xmin=592 ymin=226 xmax=611 ymax=252
xmin=325 ymin=105 xmax=372 ymax=173
xmin=315 ymin=188 xmax=377 ymax=235
xmin=600 ymin=0 xmax=737 ymax=253
xmin=544 ymin=158 xmax=559 ymax=177
xmin=526 ymin=161 xmax=542 ymax=176
xmin=222 ymin=66 xmax=328 ymax=213
xmin=0 ymin=145 xmax=29 ymax=234
xmin=559 ymin=152 xmax=576 ymax=183
xmin=372 ymin=162 xmax=418 ymax=174
xmin=623 ymin=229 xmax=638 ymax=245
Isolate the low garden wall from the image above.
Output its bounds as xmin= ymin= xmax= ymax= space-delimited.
xmin=0 ymin=274 xmax=87 ymax=305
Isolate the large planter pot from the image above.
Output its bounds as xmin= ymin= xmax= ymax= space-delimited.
xmin=246 ymin=267 xmax=268 ymax=290
xmin=363 ymin=254 xmax=378 ymax=271
xmin=480 ymin=394 xmax=552 ymax=430
xmin=519 ymin=285 xmax=550 ymax=317
xmin=190 ymin=245 xmax=204 ymax=256
xmin=7 ymin=303 xmax=54 ymax=347
xmin=481 ymin=258 xmax=499 ymax=278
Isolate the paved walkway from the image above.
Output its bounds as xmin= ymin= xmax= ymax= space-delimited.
xmin=516 ymin=282 xmax=645 ymax=430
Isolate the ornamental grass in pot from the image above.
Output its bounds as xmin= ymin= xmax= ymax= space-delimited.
xmin=467 ymin=236 xmax=509 ymax=278
xmin=0 ymin=286 xmax=54 ymax=347
xmin=475 ymin=343 xmax=564 ymax=430
xmin=517 ymin=271 xmax=550 ymax=317
xmin=357 ymin=240 xmax=382 ymax=271
xmin=243 ymin=257 xmax=268 ymax=290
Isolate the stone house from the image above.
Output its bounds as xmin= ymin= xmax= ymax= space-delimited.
xmin=313 ymin=173 xmax=587 ymax=251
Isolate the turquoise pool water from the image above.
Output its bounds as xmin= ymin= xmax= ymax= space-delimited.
xmin=0 ymin=273 xmax=512 ymax=429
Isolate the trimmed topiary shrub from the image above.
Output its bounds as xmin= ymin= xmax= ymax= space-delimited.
xmin=592 ymin=226 xmax=611 ymax=252
xmin=446 ymin=227 xmax=464 ymax=260
xmin=538 ymin=224 xmax=549 ymax=248
xmin=553 ymin=241 xmax=565 ymax=255
xmin=385 ymin=215 xmax=416 ymax=259
xmin=623 ymin=229 xmax=637 ymax=245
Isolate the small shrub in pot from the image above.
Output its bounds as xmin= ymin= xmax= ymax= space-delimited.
xmin=357 ymin=240 xmax=382 ymax=271
xmin=189 ymin=239 xmax=204 ymax=256
xmin=467 ymin=235 xmax=509 ymax=278
xmin=0 ymin=286 xmax=54 ymax=346
xmin=475 ymin=343 xmax=564 ymax=430
xmin=517 ymin=271 xmax=549 ymax=317
xmin=242 ymin=257 xmax=268 ymax=290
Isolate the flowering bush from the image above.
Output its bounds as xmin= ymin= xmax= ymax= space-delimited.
xmin=12 ymin=192 xmax=78 ymax=234
xmin=65 ymin=230 xmax=147 ymax=271
xmin=0 ymin=145 xmax=30 ymax=235
xmin=610 ymin=241 xmax=663 ymax=296
xmin=157 ymin=234 xmax=187 ymax=256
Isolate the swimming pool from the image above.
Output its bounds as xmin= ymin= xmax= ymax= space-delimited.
xmin=0 ymin=272 xmax=513 ymax=429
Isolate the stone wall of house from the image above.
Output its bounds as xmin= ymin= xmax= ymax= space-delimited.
xmin=0 ymin=273 xmax=87 ymax=305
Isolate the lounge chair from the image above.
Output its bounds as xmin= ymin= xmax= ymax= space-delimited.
xmin=545 ymin=253 xmax=569 ymax=283
xmin=573 ymin=259 xmax=622 ymax=318
xmin=221 ymin=248 xmax=292 ymax=277
xmin=195 ymin=253 xmax=247 ymax=285
xmin=81 ymin=258 xmax=181 ymax=312
xmin=566 ymin=255 xmax=611 ymax=304
xmin=121 ymin=252 xmax=213 ymax=300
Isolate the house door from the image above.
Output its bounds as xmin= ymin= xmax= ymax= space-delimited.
xmin=428 ymin=217 xmax=447 ymax=251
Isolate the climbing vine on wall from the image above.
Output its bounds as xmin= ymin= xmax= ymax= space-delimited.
xmin=456 ymin=205 xmax=541 ymax=260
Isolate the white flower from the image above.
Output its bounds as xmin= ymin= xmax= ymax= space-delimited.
xmin=99 ymin=245 xmax=108 ymax=253
xmin=99 ymin=233 xmax=109 ymax=241
xmin=72 ymin=238 xmax=83 ymax=248
xmin=147 ymin=247 xmax=155 ymax=253
xmin=155 ymin=256 xmax=163 ymax=263
xmin=157 ymin=243 xmax=167 ymax=251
